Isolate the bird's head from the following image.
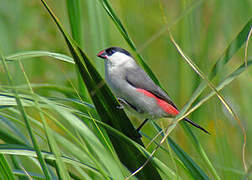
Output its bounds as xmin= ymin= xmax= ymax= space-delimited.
xmin=97 ymin=47 xmax=134 ymax=67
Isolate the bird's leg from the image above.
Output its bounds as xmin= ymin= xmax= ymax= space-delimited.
xmin=136 ymin=119 xmax=149 ymax=132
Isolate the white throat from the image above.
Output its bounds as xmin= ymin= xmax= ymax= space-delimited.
xmin=107 ymin=52 xmax=135 ymax=68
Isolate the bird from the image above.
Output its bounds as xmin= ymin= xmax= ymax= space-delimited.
xmin=97 ymin=47 xmax=209 ymax=134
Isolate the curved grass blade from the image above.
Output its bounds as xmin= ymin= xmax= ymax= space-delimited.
xmin=19 ymin=60 xmax=71 ymax=179
xmin=1 ymin=93 xmax=115 ymax=178
xmin=244 ymin=27 xmax=252 ymax=67
xmin=0 ymin=145 xmax=102 ymax=178
xmin=42 ymin=98 xmax=125 ymax=179
xmin=210 ymin=19 xmax=252 ymax=79
xmin=0 ymin=52 xmax=52 ymax=179
xmin=168 ymin=139 xmax=209 ymax=180
xmin=40 ymin=1 xmax=162 ymax=179
xmin=6 ymin=51 xmax=74 ymax=63
xmin=0 ymin=114 xmax=30 ymax=145
xmin=152 ymin=123 xmax=209 ymax=180
xmin=0 ymin=108 xmax=104 ymax=179
xmin=0 ymin=108 xmax=89 ymax=179
xmin=66 ymin=0 xmax=88 ymax=102
xmin=0 ymin=154 xmax=15 ymax=180
xmin=1 ymin=84 xmax=76 ymax=96
xmin=13 ymin=169 xmax=45 ymax=180
xmin=169 ymin=32 xmax=248 ymax=173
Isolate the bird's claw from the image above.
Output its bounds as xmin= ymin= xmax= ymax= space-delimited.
xmin=136 ymin=131 xmax=142 ymax=138
xmin=116 ymin=105 xmax=124 ymax=109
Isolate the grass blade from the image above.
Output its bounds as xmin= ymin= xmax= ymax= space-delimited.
xmin=152 ymin=123 xmax=209 ymax=179
xmin=0 ymin=51 xmax=52 ymax=179
xmin=210 ymin=19 xmax=252 ymax=79
xmin=0 ymin=154 xmax=15 ymax=180
xmin=168 ymin=138 xmax=209 ymax=180
xmin=65 ymin=0 xmax=88 ymax=102
xmin=6 ymin=51 xmax=74 ymax=63
xmin=18 ymin=60 xmax=71 ymax=179
xmin=66 ymin=0 xmax=82 ymax=46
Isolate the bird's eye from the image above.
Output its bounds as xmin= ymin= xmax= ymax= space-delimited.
xmin=106 ymin=49 xmax=115 ymax=56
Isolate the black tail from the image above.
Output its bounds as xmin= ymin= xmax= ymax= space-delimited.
xmin=184 ymin=118 xmax=210 ymax=134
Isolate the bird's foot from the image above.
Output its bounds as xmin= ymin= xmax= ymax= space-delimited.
xmin=136 ymin=130 xmax=142 ymax=138
xmin=116 ymin=105 xmax=124 ymax=109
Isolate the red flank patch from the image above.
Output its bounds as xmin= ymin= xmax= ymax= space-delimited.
xmin=136 ymin=88 xmax=179 ymax=116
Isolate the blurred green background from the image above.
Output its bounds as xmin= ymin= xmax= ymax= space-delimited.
xmin=0 ymin=0 xmax=251 ymax=179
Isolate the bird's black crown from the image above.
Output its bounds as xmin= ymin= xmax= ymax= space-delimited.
xmin=105 ymin=47 xmax=132 ymax=57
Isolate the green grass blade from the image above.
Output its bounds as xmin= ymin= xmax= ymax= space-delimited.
xmin=0 ymin=154 xmax=15 ymax=180
xmin=40 ymin=0 xmax=162 ymax=179
xmin=0 ymin=114 xmax=29 ymax=145
xmin=0 ymin=115 xmax=29 ymax=146
xmin=0 ymin=107 xmax=104 ymax=179
xmin=153 ymin=123 xmax=209 ymax=179
xmin=6 ymin=51 xmax=74 ymax=63
xmin=65 ymin=0 xmax=82 ymax=46
xmin=0 ymin=145 xmax=102 ymax=176
xmin=1 ymin=84 xmax=75 ymax=96
xmin=181 ymin=122 xmax=220 ymax=179
xmin=19 ymin=60 xmax=71 ymax=179
xmin=210 ymin=19 xmax=252 ymax=79
xmin=86 ymin=0 xmax=108 ymax=71
xmin=168 ymin=138 xmax=210 ymax=180
xmin=13 ymin=170 xmax=45 ymax=180
xmin=0 ymin=52 xmax=52 ymax=179
xmin=65 ymin=0 xmax=88 ymax=102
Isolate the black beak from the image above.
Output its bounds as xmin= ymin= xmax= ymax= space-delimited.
xmin=97 ymin=50 xmax=107 ymax=59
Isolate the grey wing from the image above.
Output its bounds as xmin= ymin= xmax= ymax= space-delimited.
xmin=126 ymin=65 xmax=210 ymax=134
xmin=125 ymin=65 xmax=177 ymax=108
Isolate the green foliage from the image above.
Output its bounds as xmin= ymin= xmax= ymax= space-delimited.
xmin=0 ymin=0 xmax=251 ymax=179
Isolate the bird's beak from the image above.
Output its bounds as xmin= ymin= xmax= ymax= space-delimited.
xmin=97 ymin=50 xmax=107 ymax=59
